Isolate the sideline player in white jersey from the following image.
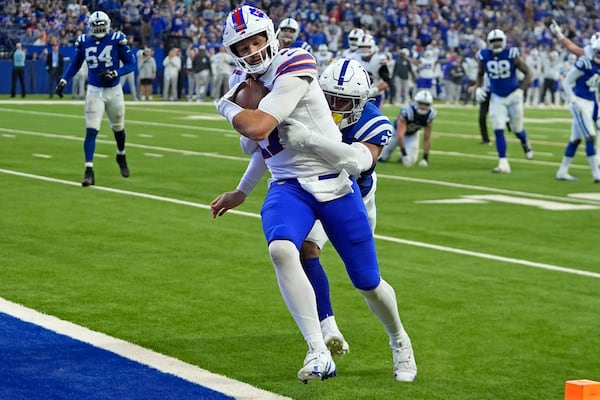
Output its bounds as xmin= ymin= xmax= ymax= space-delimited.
xmin=314 ymin=44 xmax=334 ymax=76
xmin=340 ymin=28 xmax=364 ymax=59
xmin=413 ymin=49 xmax=437 ymax=98
xmin=555 ymin=37 xmax=600 ymax=182
xmin=353 ymin=33 xmax=391 ymax=108
xmin=277 ymin=17 xmax=312 ymax=53
xmin=56 ymin=11 xmax=136 ymax=186
xmin=379 ymin=90 xmax=436 ymax=165
xmin=474 ymin=29 xmax=533 ymax=173
xmin=525 ymin=48 xmax=542 ymax=106
xmin=214 ymin=5 xmax=416 ymax=384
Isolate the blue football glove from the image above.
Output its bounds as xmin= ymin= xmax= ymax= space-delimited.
xmin=99 ymin=69 xmax=119 ymax=83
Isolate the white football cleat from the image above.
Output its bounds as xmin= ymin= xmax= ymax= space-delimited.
xmin=321 ymin=317 xmax=350 ymax=357
xmin=297 ymin=349 xmax=337 ymax=384
xmin=392 ymin=340 xmax=417 ymax=382
xmin=492 ymin=158 xmax=511 ymax=174
xmin=556 ymin=172 xmax=577 ymax=181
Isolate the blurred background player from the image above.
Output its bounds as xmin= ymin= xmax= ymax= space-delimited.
xmin=392 ymin=48 xmax=416 ymax=106
xmin=475 ymin=29 xmax=533 ymax=173
xmin=539 ymin=50 xmax=561 ymax=107
xmin=341 ymin=28 xmax=364 ymax=59
xmin=55 ymin=11 xmax=136 ymax=186
xmin=354 ymin=33 xmax=391 ymax=109
xmin=277 ymin=17 xmax=312 ymax=53
xmin=555 ymin=36 xmax=600 ymax=182
xmin=524 ymin=48 xmax=542 ymax=106
xmin=379 ymin=90 xmax=436 ymax=166
xmin=315 ymin=44 xmax=333 ymax=76
xmin=71 ymin=62 xmax=87 ymax=100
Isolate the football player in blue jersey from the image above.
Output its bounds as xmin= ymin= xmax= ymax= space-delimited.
xmin=378 ymin=90 xmax=436 ymax=166
xmin=56 ymin=11 xmax=137 ymax=186
xmin=474 ymin=29 xmax=533 ymax=173
xmin=555 ymin=36 xmax=600 ymax=182
xmin=276 ymin=17 xmax=313 ymax=53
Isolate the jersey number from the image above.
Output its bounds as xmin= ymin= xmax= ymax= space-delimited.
xmin=85 ymin=45 xmax=114 ymax=69
xmin=486 ymin=59 xmax=511 ymax=79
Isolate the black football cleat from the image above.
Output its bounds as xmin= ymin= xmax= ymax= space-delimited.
xmin=116 ymin=154 xmax=130 ymax=178
xmin=82 ymin=167 xmax=95 ymax=187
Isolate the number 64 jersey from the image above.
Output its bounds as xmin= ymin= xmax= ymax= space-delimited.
xmin=476 ymin=46 xmax=521 ymax=97
xmin=63 ymin=31 xmax=136 ymax=88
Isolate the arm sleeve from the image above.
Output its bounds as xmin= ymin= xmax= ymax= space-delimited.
xmin=258 ymin=76 xmax=310 ymax=123
xmin=236 ymin=151 xmax=268 ymax=195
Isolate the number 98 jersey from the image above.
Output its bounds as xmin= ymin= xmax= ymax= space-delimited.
xmin=476 ymin=47 xmax=521 ymax=97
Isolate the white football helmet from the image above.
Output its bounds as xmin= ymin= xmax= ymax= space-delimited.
xmin=414 ymin=90 xmax=433 ymax=115
xmin=357 ymin=33 xmax=377 ymax=58
xmin=318 ymin=44 xmax=328 ymax=55
xmin=319 ymin=58 xmax=371 ymax=129
xmin=487 ymin=29 xmax=506 ymax=54
xmin=277 ymin=17 xmax=299 ymax=47
xmin=88 ymin=11 xmax=111 ymax=39
xmin=529 ymin=48 xmax=539 ymax=58
xmin=222 ymin=6 xmax=279 ymax=75
xmin=347 ymin=28 xmax=364 ymax=51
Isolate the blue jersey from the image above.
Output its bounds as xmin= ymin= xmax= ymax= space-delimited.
xmin=476 ymin=47 xmax=521 ymax=97
xmin=396 ymin=104 xmax=437 ymax=136
xmin=342 ymin=102 xmax=393 ymax=197
xmin=571 ymin=56 xmax=600 ymax=101
xmin=291 ymin=39 xmax=312 ymax=54
xmin=62 ymin=31 xmax=136 ymax=88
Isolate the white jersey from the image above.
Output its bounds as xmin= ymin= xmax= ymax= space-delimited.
xmin=314 ymin=50 xmax=334 ymax=76
xmin=353 ymin=52 xmax=389 ymax=87
xmin=341 ymin=48 xmax=357 ymax=60
xmin=526 ymin=55 xmax=543 ymax=80
xmin=230 ymin=48 xmax=343 ymax=181
xmin=416 ymin=56 xmax=436 ymax=80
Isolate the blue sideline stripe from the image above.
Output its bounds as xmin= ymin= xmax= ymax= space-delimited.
xmin=0 ymin=313 xmax=234 ymax=400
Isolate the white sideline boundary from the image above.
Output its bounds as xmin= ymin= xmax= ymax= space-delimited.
xmin=0 ymin=297 xmax=292 ymax=400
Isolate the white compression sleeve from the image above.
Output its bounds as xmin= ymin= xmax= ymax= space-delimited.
xmin=306 ymin=134 xmax=374 ymax=176
xmin=236 ymin=151 xmax=268 ymax=196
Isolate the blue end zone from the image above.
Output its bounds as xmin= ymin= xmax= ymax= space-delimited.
xmin=0 ymin=313 xmax=234 ymax=400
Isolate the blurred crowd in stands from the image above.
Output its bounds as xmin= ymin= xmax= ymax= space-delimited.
xmin=1 ymin=0 xmax=600 ymax=101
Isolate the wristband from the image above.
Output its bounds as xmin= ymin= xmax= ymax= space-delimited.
xmin=217 ymin=98 xmax=243 ymax=125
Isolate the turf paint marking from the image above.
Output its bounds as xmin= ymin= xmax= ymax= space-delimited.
xmin=418 ymin=194 xmax=599 ymax=211
xmin=32 ymin=153 xmax=52 ymax=159
xmin=0 ymin=297 xmax=291 ymax=400
xmin=2 ymin=167 xmax=599 ymax=279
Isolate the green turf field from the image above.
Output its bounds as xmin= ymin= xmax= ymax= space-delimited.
xmin=1 ymin=98 xmax=599 ymax=400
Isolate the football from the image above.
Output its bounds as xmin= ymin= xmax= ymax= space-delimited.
xmin=233 ymin=78 xmax=269 ymax=109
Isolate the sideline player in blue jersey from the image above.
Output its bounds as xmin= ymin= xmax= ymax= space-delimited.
xmin=276 ymin=17 xmax=313 ymax=53
xmin=212 ymin=6 xmax=416 ymax=383
xmin=378 ymin=90 xmax=436 ymax=166
xmin=56 ymin=11 xmax=137 ymax=186
xmin=475 ymin=29 xmax=533 ymax=173
xmin=555 ymin=36 xmax=600 ymax=182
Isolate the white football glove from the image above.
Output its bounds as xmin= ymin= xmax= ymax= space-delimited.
xmin=278 ymin=118 xmax=313 ymax=149
xmin=475 ymin=87 xmax=488 ymax=102
xmin=402 ymin=155 xmax=415 ymax=167
xmin=549 ymin=20 xmax=565 ymax=40
xmin=418 ymin=158 xmax=428 ymax=167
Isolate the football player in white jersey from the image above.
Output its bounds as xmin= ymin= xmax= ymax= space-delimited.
xmin=314 ymin=44 xmax=333 ymax=76
xmin=214 ymin=5 xmax=416 ymax=384
xmin=353 ymin=33 xmax=391 ymax=108
xmin=555 ymin=37 xmax=600 ymax=182
xmin=341 ymin=28 xmax=364 ymax=59
xmin=525 ymin=48 xmax=542 ymax=106
xmin=56 ymin=11 xmax=136 ymax=186
xmin=379 ymin=90 xmax=437 ymax=165
xmin=474 ymin=29 xmax=533 ymax=173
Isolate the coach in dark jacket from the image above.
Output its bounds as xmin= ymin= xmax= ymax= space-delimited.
xmin=46 ymin=42 xmax=64 ymax=98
